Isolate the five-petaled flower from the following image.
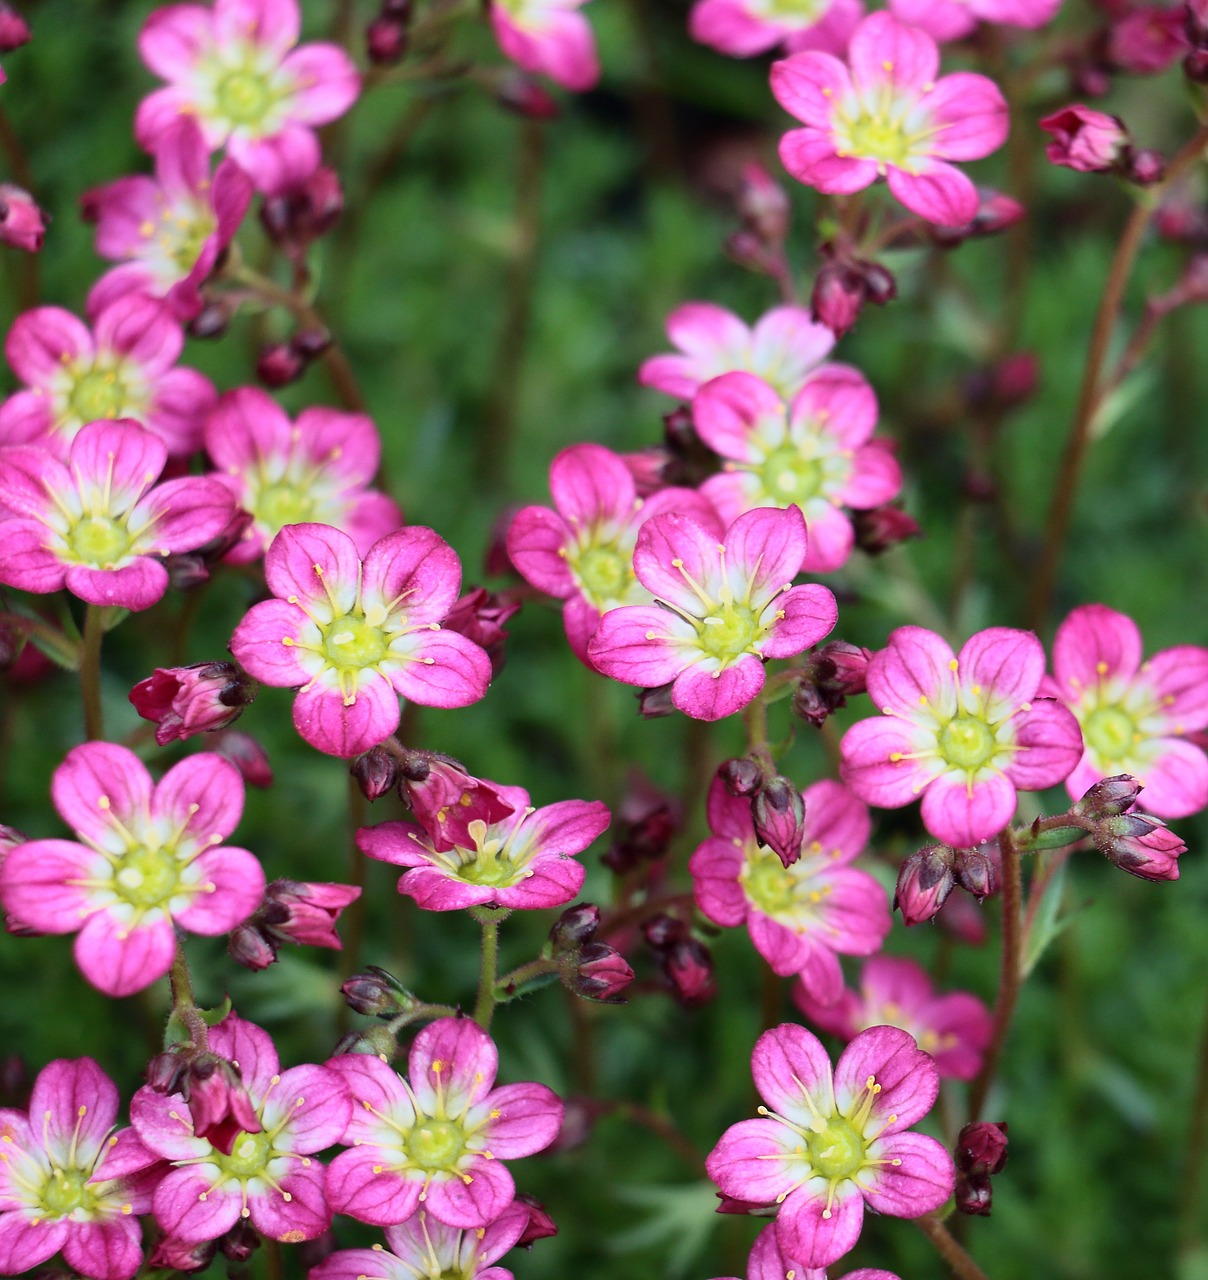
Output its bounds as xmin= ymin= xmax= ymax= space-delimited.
xmin=588 ymin=505 xmax=838 ymax=721
xmin=326 ymin=1017 xmax=563 ymax=1228
xmin=359 ymin=780 xmax=610 ymax=911
xmin=0 ymin=742 xmax=265 ymax=996
xmin=489 ymin=0 xmax=600 ymax=92
xmin=706 ymin=1023 xmax=953 ymax=1268
xmin=0 ymin=1058 xmax=160 ymax=1279
xmin=130 ymin=1013 xmax=350 ymax=1244
xmin=229 ymin=522 xmax=492 ymax=758
xmin=770 ymin=12 xmax=1009 ymax=226
xmin=690 ymin=774 xmax=890 ymax=1004
xmin=888 ymin=0 xmax=1059 ymax=43
xmin=839 ymin=626 xmax=1083 ymax=847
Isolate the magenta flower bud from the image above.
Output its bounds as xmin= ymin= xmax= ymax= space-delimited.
xmin=792 ymin=640 xmax=873 ymax=726
xmin=0 ymin=4 xmax=31 ymax=50
xmin=442 ymin=586 xmax=521 ymax=676
xmin=260 ymin=167 xmax=345 ymax=246
xmin=955 ymin=1171 xmax=994 ymax=1216
xmin=955 ymin=1121 xmax=1009 ymax=1175
xmin=256 ymin=341 xmax=306 ymax=388
xmin=186 ymin=1054 xmax=262 ymax=1156
xmin=1040 ymin=105 xmax=1130 ymax=173
xmin=550 ymin=902 xmax=601 ymax=951
xmin=351 ymin=744 xmax=400 ymax=801
xmin=0 ymin=184 xmax=45 ymax=253
xmin=1093 ymin=812 xmax=1186 ymax=880
xmin=514 ymin=1193 xmax=559 ymax=1248
xmin=130 ymin=661 xmax=256 ymax=746
xmin=574 ymin=942 xmax=634 ymax=1002
xmin=663 ymin=936 xmax=716 ymax=1006
xmin=954 ymin=847 xmax=999 ymax=902
xmin=1074 ymin=773 xmax=1144 ymax=819
xmin=752 ymin=776 xmax=807 ymax=868
xmin=342 ymin=965 xmax=417 ymax=1017
xmin=715 ymin=1193 xmax=778 ymax=1215
xmin=146 ymin=1049 xmax=188 ymax=1096
xmin=495 ymin=69 xmax=561 ymax=119
xmin=736 ymin=162 xmax=791 ymax=247
xmin=214 ymin=730 xmax=274 ymax=788
xmin=398 ymin=754 xmax=516 ymax=852
xmin=1126 ymin=147 xmax=1166 ymax=185
xmin=367 ymin=14 xmax=408 ymax=62
xmin=641 ymin=912 xmax=687 ymax=952
xmin=895 ymin=844 xmax=957 ymax=925
xmin=719 ymin=756 xmax=763 ymax=797
xmin=228 ymin=922 xmax=278 ymax=970
xmin=266 ymin=879 xmax=362 ymax=948
xmin=852 ymin=502 xmax=922 ymax=554
xmin=604 ymin=776 xmax=682 ymax=873
xmin=932 ymin=188 xmax=1027 ymax=246
xmin=811 ymin=261 xmax=865 ymax=336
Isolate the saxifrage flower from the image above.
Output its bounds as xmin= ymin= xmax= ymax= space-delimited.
xmin=489 ymin=0 xmax=600 ymax=92
xmin=689 ymin=0 xmax=863 ymax=59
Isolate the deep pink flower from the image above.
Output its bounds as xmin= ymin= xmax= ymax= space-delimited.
xmin=588 ymin=506 xmax=838 ymax=721
xmin=204 ymin=387 xmax=402 ymax=563
xmin=136 ymin=0 xmax=361 ymax=195
xmin=707 ymin=1023 xmax=953 ymax=1268
xmin=888 ymin=0 xmax=1059 ymax=42
xmin=506 ymin=443 xmax=720 ymax=663
xmin=0 ymin=296 xmax=217 ymax=456
xmin=793 ymin=954 xmax=992 ymax=1080
xmin=489 ymin=0 xmax=599 ymax=91
xmin=771 ymin=12 xmax=1009 ymax=227
xmin=313 ymin=1202 xmax=533 ymax=1280
xmin=1043 ymin=604 xmax=1208 ymax=819
xmin=229 ymin=523 xmax=492 ymax=758
xmin=689 ymin=775 xmax=890 ymax=1004
xmin=130 ymin=1014 xmax=350 ymax=1244
xmin=712 ymin=1222 xmax=901 ymax=1280
xmin=640 ymin=303 xmax=835 ymax=402
xmin=84 ymin=116 xmax=253 ymax=321
xmin=327 ymin=1017 xmax=563 ymax=1229
xmin=0 ymin=742 xmax=264 ymax=997
xmin=0 ymin=419 xmax=237 ymax=611
xmin=358 ymin=782 xmax=610 ymax=911
xmin=0 ymin=1058 xmax=160 ymax=1279
xmin=693 ymin=369 xmax=901 ymax=570
xmin=689 ymin=0 xmax=863 ymax=59
xmin=1040 ymin=105 xmax=1129 ymax=173
xmin=840 ymin=626 xmax=1084 ymax=847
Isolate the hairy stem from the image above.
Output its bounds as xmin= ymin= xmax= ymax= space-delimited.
xmin=915 ymin=1215 xmax=993 ymax=1280
xmin=80 ymin=604 xmax=105 ymax=742
xmin=338 ymin=772 xmax=369 ymax=1031
xmin=168 ymin=943 xmax=208 ymax=1048
xmin=474 ymin=917 xmax=501 ymax=1031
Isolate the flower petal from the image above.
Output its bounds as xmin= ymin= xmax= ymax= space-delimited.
xmin=861 ymin=1130 xmax=954 ymax=1216
xmin=919 ymin=770 xmax=1016 ymax=847
xmin=833 ymin=1025 xmax=939 ymax=1133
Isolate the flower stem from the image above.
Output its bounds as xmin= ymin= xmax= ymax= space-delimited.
xmin=496 ymin=956 xmax=559 ymax=997
xmin=1178 ymin=978 xmax=1208 ymax=1257
xmin=473 ymin=913 xmax=504 ymax=1031
xmin=968 ymin=827 xmax=1023 ymax=1121
xmin=80 ymin=604 xmax=105 ymax=742
xmin=915 ymin=1215 xmax=993 ymax=1280
xmin=168 ymin=943 xmax=208 ymax=1049
xmin=265 ymin=1237 xmax=284 ymax=1280
xmin=338 ymin=771 xmax=368 ymax=1031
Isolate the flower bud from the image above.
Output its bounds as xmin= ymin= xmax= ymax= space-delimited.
xmin=931 ymin=188 xmax=1026 ymax=247
xmin=335 ymin=1024 xmax=399 ymax=1058
xmin=637 ymin=683 xmax=677 ymax=718
xmin=573 ymin=942 xmax=634 ymax=1002
xmin=955 ymin=1171 xmax=994 ymax=1216
xmin=955 ymin=1121 xmax=1009 ymax=1175
xmin=811 ymin=261 xmax=865 ymax=336
xmin=129 ymin=662 xmax=256 ymax=745
xmin=549 ymin=903 xmax=601 ymax=952
xmin=184 ymin=1054 xmax=262 ymax=1155
xmin=603 ymin=776 xmax=681 ymax=873
xmin=751 ymin=776 xmax=806 ymax=869
xmin=227 ymin=923 xmax=278 ymax=971
xmin=260 ymin=166 xmax=344 ymax=246
xmin=1040 ymin=105 xmax=1130 ymax=172
xmin=351 ymin=745 xmax=400 ymax=802
xmin=495 ymin=69 xmax=561 ymax=120
xmin=954 ymin=847 xmax=998 ymax=902
xmin=852 ymin=503 xmax=922 ymax=555
xmin=441 ymin=587 xmax=520 ymax=676
xmin=1093 ymin=811 xmax=1185 ymax=880
xmin=662 ymin=936 xmax=716 ymax=1006
xmin=791 ymin=641 xmax=872 ymax=726
xmin=0 ymin=184 xmax=45 ymax=253
xmin=145 ymin=1049 xmax=187 ymax=1096
xmin=1126 ymin=147 xmax=1166 ymax=185
xmin=341 ymin=966 xmax=417 ymax=1017
xmin=719 ymin=756 xmax=763 ymax=797
xmin=219 ymin=1220 xmax=262 ymax=1262
xmin=150 ymin=1237 xmax=218 ymax=1270
xmin=513 ymin=1193 xmax=558 ymax=1248
xmin=620 ymin=447 xmax=673 ymax=498
xmin=366 ymin=14 xmax=408 ymax=63
xmin=187 ymin=299 xmax=234 ymax=340
xmin=715 ymin=1192 xmax=778 ymax=1215
xmin=1073 ymin=773 xmax=1144 ymax=819
xmin=895 ymin=844 xmax=957 ymax=925
xmin=936 ymin=890 xmax=988 ymax=946
xmin=1109 ymin=6 xmax=1186 ymax=74
xmin=256 ymin=341 xmax=305 ymax=388
xmin=214 ymin=730 xmax=274 ymax=788
xmin=0 ymin=5 xmax=32 ymax=51
xmin=398 ymin=754 xmax=515 ymax=852
xmin=641 ymin=912 xmax=687 ymax=952
xmin=736 ymin=162 xmax=791 ymax=247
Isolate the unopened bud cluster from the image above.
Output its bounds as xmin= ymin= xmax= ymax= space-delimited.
xmin=954 ymin=1121 xmax=1009 ymax=1216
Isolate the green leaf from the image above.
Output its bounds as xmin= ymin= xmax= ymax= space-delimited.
xmin=1022 ymin=857 xmax=1074 ymax=978
xmin=607 ymin=1182 xmax=720 ymax=1278
xmin=1016 ymin=822 xmax=1087 ymax=852
xmin=197 ymin=996 xmax=233 ymax=1027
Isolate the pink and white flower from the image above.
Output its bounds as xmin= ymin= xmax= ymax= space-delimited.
xmin=713 ymin=1222 xmax=901 ymax=1280
xmin=0 ymin=419 xmax=237 ymax=611
xmin=840 ymin=626 xmax=1083 ymax=847
xmin=1043 ymin=603 xmax=1208 ymax=819
xmin=489 ymin=0 xmax=599 ymax=91
xmin=888 ymin=0 xmax=1060 ymax=44
xmin=312 ymin=1202 xmax=534 ymax=1280
xmin=327 ymin=1017 xmax=563 ymax=1228
xmin=693 ymin=369 xmax=901 ymax=571
xmin=84 ymin=116 xmax=253 ymax=322
xmin=0 ymin=743 xmax=264 ymax=997
xmin=793 ymin=954 xmax=992 ymax=1080
xmin=0 ymin=295 xmax=217 ymax=457
xmin=690 ymin=775 xmax=890 ymax=1004
xmin=706 ymin=1023 xmax=953 ymax=1268
xmin=588 ymin=506 xmax=838 ymax=721
xmin=770 ymin=12 xmax=1009 ymax=227
xmin=506 ymin=443 xmax=720 ymax=663
xmin=358 ymin=781 xmax=610 ymax=911
xmin=130 ymin=1013 xmax=350 ymax=1244
xmin=136 ymin=0 xmax=361 ymax=194
xmin=640 ymin=303 xmax=835 ymax=402
xmin=205 ymin=387 xmax=402 ymax=563
xmin=229 ymin=523 xmax=492 ymax=758
xmin=0 ymin=1058 xmax=160 ymax=1279
xmin=689 ymin=0 xmax=863 ymax=59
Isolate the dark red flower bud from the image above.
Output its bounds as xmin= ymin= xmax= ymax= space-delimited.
xmin=219 ymin=1220 xmax=261 ymax=1262
xmin=145 ymin=1049 xmax=188 ymax=1096
xmin=1074 ymin=773 xmax=1144 ymax=819
xmin=129 ymin=662 xmax=256 ymax=745
xmin=442 ymin=587 xmax=521 ymax=676
xmin=931 ymin=188 xmax=1026 ymax=247
xmin=967 ymin=352 xmax=1038 ymax=412
xmin=351 ymin=745 xmax=400 ymax=801
xmin=187 ymin=299 xmax=234 ymax=340
xmin=232 ymin=879 xmax=362 ymax=970
xmin=811 ymin=261 xmax=865 ymax=336
xmin=792 ymin=641 xmax=872 ymax=726
xmin=1093 ymin=811 xmax=1185 ymax=880
xmin=260 ymin=166 xmax=344 ymax=245
xmin=0 ymin=184 xmax=45 ymax=253
xmin=954 ymin=847 xmax=998 ymax=902
xmin=227 ymin=923 xmax=278 ymax=970
xmin=895 ymin=844 xmax=956 ymax=925
xmin=641 ymin=912 xmax=687 ymax=952
xmin=213 ymin=730 xmax=274 ymax=788
xmin=550 ymin=903 xmax=601 ymax=952
xmin=1188 ymin=0 xmax=1208 ymax=42
xmin=150 ymin=1237 xmax=218 ymax=1270
xmin=573 ymin=942 xmax=634 ymax=1002
xmin=603 ymin=776 xmax=681 ymax=873
xmin=752 ymin=776 xmax=806 ymax=869
xmin=1109 ymin=6 xmax=1186 ymax=73
xmin=366 ymin=14 xmax=408 ymax=62
xmin=715 ymin=1192 xmax=779 ymax=1215
xmin=662 ymin=936 xmax=716 ymax=1006
xmin=0 ymin=1055 xmax=29 ymax=1109
xmin=1184 ymin=46 xmax=1208 ymax=79
xmin=495 ymin=69 xmax=561 ymax=119
xmin=935 ymin=889 xmax=989 ymax=946
xmin=852 ymin=503 xmax=922 ymax=554
xmin=861 ymin=260 xmax=897 ymax=307
xmin=719 ymin=756 xmax=763 ymax=797
xmin=513 ymin=1193 xmax=559 ymax=1248
xmin=1071 ymin=60 xmax=1113 ymax=99
xmin=341 ymin=966 xmax=418 ymax=1017
xmin=0 ymin=5 xmax=32 ymax=51
xmin=256 ymin=341 xmax=305 ymax=388
xmin=955 ymin=1171 xmax=994 ymax=1216
xmin=955 ymin=1121 xmax=1009 ymax=1175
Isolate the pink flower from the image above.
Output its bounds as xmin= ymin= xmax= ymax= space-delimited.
xmin=130 ymin=1013 xmax=350 ymax=1244
xmin=713 ymin=1222 xmax=901 ymax=1280
xmin=689 ymin=775 xmax=890 ymax=1004
xmin=0 ymin=183 xmax=46 ymax=253
xmin=327 ymin=1017 xmax=563 ymax=1228
xmin=793 ymin=954 xmax=992 ymax=1081
xmin=136 ymin=0 xmax=361 ymax=195
xmin=840 ymin=626 xmax=1084 ymax=847
xmin=0 ymin=742 xmax=264 ymax=996
xmin=506 ymin=443 xmax=720 ymax=663
xmin=0 ymin=295 xmax=217 ymax=456
xmin=490 ymin=0 xmax=599 ymax=91
xmin=706 ymin=1023 xmax=953 ymax=1268
xmin=84 ymin=117 xmax=252 ymax=321
xmin=0 ymin=1058 xmax=160 ymax=1279
xmin=204 ymin=387 xmax=402 ymax=563
xmin=358 ymin=782 xmax=610 ymax=911
xmin=1039 ymin=105 xmax=1130 ymax=173
xmin=771 ymin=12 xmax=1009 ymax=227
xmin=1044 ymin=604 xmax=1208 ymax=819
xmin=588 ymin=506 xmax=838 ymax=721
xmin=693 ymin=369 xmax=901 ymax=571
xmin=229 ymin=523 xmax=492 ymax=758
xmin=640 ymin=303 xmax=834 ymax=402
xmin=888 ymin=0 xmax=1059 ymax=43
xmin=311 ymin=1202 xmax=533 ymax=1280
xmin=0 ymin=419 xmax=237 ymax=611
xmin=689 ymin=0 xmax=863 ymax=59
